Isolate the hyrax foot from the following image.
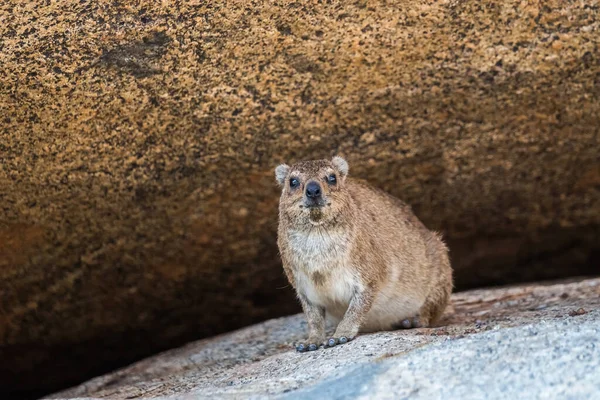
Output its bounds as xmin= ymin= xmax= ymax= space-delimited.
xmin=395 ymin=316 xmax=423 ymax=330
xmin=296 ymin=343 xmax=318 ymax=352
xmin=296 ymin=337 xmax=324 ymax=352
xmin=325 ymin=336 xmax=353 ymax=348
xmin=325 ymin=321 xmax=360 ymax=348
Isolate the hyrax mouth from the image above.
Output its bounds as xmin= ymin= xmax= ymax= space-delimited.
xmin=300 ymin=199 xmax=328 ymax=209
xmin=300 ymin=202 xmax=331 ymax=210
xmin=302 ymin=203 xmax=324 ymax=209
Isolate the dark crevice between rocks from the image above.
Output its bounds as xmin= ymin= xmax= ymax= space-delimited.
xmin=449 ymin=226 xmax=600 ymax=291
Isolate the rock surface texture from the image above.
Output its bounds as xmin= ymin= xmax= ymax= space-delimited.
xmin=1 ymin=0 xmax=599 ymax=397
xmin=47 ymin=277 xmax=600 ymax=399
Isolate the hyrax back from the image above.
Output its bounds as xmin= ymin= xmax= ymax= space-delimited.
xmin=275 ymin=156 xmax=453 ymax=352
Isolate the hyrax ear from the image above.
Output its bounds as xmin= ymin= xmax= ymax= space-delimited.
xmin=275 ymin=164 xmax=290 ymax=186
xmin=332 ymin=156 xmax=349 ymax=179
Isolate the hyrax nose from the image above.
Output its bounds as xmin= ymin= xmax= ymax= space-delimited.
xmin=306 ymin=181 xmax=322 ymax=198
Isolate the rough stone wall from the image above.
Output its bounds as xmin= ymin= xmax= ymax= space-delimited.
xmin=1 ymin=0 xmax=598 ymax=397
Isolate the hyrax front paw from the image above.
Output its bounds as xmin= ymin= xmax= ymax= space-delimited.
xmin=324 ymin=335 xmax=355 ymax=348
xmin=295 ymin=337 xmax=323 ymax=352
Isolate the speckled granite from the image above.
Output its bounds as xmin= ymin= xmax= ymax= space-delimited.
xmin=46 ymin=277 xmax=600 ymax=399
xmin=0 ymin=0 xmax=599 ymax=398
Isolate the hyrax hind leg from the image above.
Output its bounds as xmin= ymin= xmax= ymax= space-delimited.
xmin=396 ymin=282 xmax=452 ymax=329
xmin=398 ymin=234 xmax=453 ymax=329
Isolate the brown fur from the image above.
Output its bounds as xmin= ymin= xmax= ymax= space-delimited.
xmin=275 ymin=157 xmax=453 ymax=348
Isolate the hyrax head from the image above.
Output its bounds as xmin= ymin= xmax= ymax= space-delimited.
xmin=275 ymin=156 xmax=350 ymax=227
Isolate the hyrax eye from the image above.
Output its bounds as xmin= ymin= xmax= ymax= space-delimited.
xmin=327 ymin=174 xmax=337 ymax=185
xmin=289 ymin=178 xmax=300 ymax=188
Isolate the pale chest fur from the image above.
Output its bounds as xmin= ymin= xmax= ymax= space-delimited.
xmin=286 ymin=228 xmax=358 ymax=309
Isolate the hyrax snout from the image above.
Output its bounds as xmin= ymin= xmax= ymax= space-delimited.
xmin=275 ymin=156 xmax=453 ymax=352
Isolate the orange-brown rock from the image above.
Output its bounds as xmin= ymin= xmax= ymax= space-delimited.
xmin=1 ymin=0 xmax=598 ymax=398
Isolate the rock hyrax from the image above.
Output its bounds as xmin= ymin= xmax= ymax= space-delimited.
xmin=275 ymin=156 xmax=453 ymax=352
